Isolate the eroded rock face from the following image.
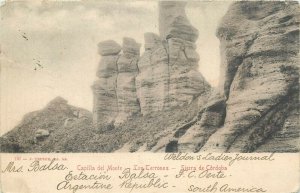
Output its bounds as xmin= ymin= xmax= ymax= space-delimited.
xmin=136 ymin=1 xmax=210 ymax=115
xmin=93 ymin=38 xmax=141 ymax=127
xmin=166 ymin=38 xmax=209 ymax=108
xmin=115 ymin=38 xmax=141 ymax=124
xmin=93 ymin=1 xmax=210 ymax=128
xmin=177 ymin=91 xmax=226 ymax=152
xmin=92 ymin=1 xmax=299 ymax=153
xmin=98 ymin=40 xmax=122 ymax=56
xmin=92 ymin=40 xmax=121 ymax=127
xmin=201 ymin=1 xmax=299 ymax=152
xmin=136 ymin=33 xmax=169 ymax=115
xmin=159 ymin=1 xmax=198 ymax=42
xmin=162 ymin=1 xmax=209 ymax=109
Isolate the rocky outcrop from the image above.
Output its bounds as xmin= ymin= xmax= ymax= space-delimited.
xmin=176 ymin=1 xmax=299 ymax=153
xmin=92 ymin=38 xmax=141 ymax=127
xmin=115 ymin=38 xmax=141 ymax=124
xmin=4 ymin=1 xmax=296 ymax=153
xmin=201 ymin=1 xmax=299 ymax=152
xmin=92 ymin=40 xmax=121 ymax=127
xmin=94 ymin=1 xmax=210 ymax=123
xmin=136 ymin=2 xmax=210 ymax=116
xmin=136 ymin=33 xmax=169 ymax=114
xmin=93 ymin=1 xmax=299 ymax=153
xmin=159 ymin=1 xmax=198 ymax=42
xmin=161 ymin=1 xmax=210 ymax=109
xmin=177 ymin=92 xmax=226 ymax=152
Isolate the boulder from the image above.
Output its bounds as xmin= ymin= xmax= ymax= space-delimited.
xmin=122 ymin=37 xmax=141 ymax=55
xmin=166 ymin=16 xmax=199 ymax=42
xmin=97 ymin=40 xmax=122 ymax=56
xmin=35 ymin=129 xmax=50 ymax=139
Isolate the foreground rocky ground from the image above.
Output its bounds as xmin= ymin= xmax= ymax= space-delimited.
xmin=0 ymin=96 xmax=199 ymax=153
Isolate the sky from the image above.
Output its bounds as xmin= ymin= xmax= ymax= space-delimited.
xmin=0 ymin=0 xmax=231 ymax=135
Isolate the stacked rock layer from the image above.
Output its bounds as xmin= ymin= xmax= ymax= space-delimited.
xmin=115 ymin=38 xmax=141 ymax=124
xmin=92 ymin=38 xmax=141 ymax=128
xmin=177 ymin=1 xmax=299 ymax=153
xmin=160 ymin=1 xmax=210 ymax=110
xmin=92 ymin=40 xmax=121 ymax=127
xmin=93 ymin=1 xmax=210 ymax=126
xmin=202 ymin=1 xmax=299 ymax=152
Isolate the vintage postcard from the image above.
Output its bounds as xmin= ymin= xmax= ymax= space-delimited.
xmin=0 ymin=0 xmax=299 ymax=192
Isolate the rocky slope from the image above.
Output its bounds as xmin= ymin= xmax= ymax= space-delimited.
xmin=0 ymin=97 xmax=93 ymax=152
xmin=0 ymin=1 xmax=299 ymax=153
xmin=0 ymin=96 xmax=199 ymax=153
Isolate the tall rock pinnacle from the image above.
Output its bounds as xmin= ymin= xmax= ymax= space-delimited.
xmin=159 ymin=1 xmax=198 ymax=42
xmin=93 ymin=1 xmax=211 ymax=127
xmin=115 ymin=38 xmax=141 ymax=124
xmin=92 ymin=40 xmax=121 ymax=127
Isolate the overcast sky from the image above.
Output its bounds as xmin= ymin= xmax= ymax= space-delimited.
xmin=0 ymin=0 xmax=231 ymax=135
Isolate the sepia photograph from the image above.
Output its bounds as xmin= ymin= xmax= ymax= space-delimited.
xmin=0 ymin=0 xmax=299 ymax=153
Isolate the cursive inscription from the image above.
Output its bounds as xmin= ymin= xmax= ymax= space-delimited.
xmin=119 ymin=168 xmax=168 ymax=192
xmin=57 ymin=171 xmax=112 ymax=193
xmin=164 ymin=153 xmax=194 ymax=160
xmin=198 ymin=153 xmax=275 ymax=166
xmin=1 ymin=161 xmax=23 ymax=173
xmin=188 ymin=182 xmax=267 ymax=193
xmin=28 ymin=158 xmax=67 ymax=172
xmin=176 ymin=169 xmax=226 ymax=179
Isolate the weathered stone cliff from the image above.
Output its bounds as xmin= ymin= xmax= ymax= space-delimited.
xmin=159 ymin=1 xmax=210 ymax=109
xmin=92 ymin=1 xmax=299 ymax=153
xmin=92 ymin=38 xmax=141 ymax=127
xmin=93 ymin=1 xmax=210 ymax=124
xmin=92 ymin=40 xmax=121 ymax=127
xmin=115 ymin=38 xmax=141 ymax=124
xmin=136 ymin=32 xmax=169 ymax=114
xmin=136 ymin=1 xmax=210 ymax=116
xmin=177 ymin=1 xmax=299 ymax=153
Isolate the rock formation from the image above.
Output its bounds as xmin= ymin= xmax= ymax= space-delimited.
xmin=92 ymin=38 xmax=141 ymax=127
xmin=136 ymin=1 xmax=210 ymax=115
xmin=177 ymin=1 xmax=299 ymax=153
xmin=177 ymin=92 xmax=226 ymax=152
xmin=136 ymin=33 xmax=169 ymax=114
xmin=93 ymin=1 xmax=210 ymax=124
xmin=159 ymin=1 xmax=210 ymax=109
xmin=92 ymin=1 xmax=299 ymax=153
xmin=115 ymin=38 xmax=141 ymax=124
xmin=92 ymin=40 xmax=121 ymax=127
xmin=202 ymin=1 xmax=299 ymax=152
